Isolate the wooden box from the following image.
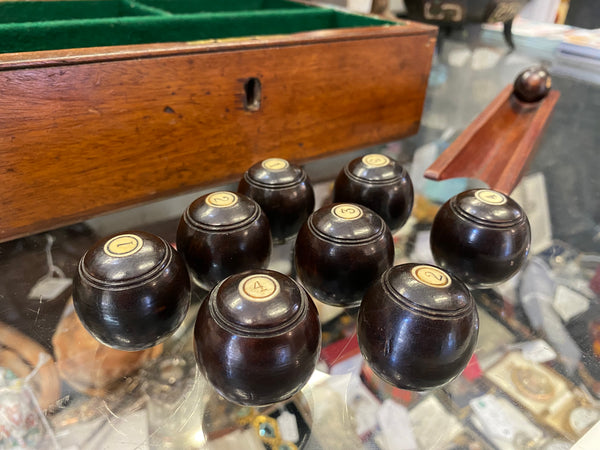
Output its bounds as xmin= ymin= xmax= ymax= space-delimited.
xmin=0 ymin=0 xmax=437 ymax=242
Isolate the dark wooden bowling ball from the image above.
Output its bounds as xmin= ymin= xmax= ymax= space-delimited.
xmin=430 ymin=189 xmax=531 ymax=287
xmin=73 ymin=231 xmax=190 ymax=351
xmin=295 ymin=203 xmax=394 ymax=307
xmin=194 ymin=269 xmax=321 ymax=406
xmin=238 ymin=158 xmax=315 ymax=243
xmin=333 ymin=153 xmax=414 ymax=231
xmin=176 ymin=191 xmax=272 ymax=290
xmin=358 ymin=263 xmax=479 ymax=390
xmin=513 ymin=66 xmax=551 ymax=103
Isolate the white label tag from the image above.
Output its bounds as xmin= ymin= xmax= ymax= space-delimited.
xmin=410 ymin=230 xmax=435 ymax=265
xmin=519 ymin=339 xmax=558 ymax=364
xmin=409 ymin=396 xmax=463 ymax=448
xmin=376 ymin=399 xmax=418 ymax=450
xmin=511 ymin=172 xmax=552 ymax=254
xmin=28 ymin=276 xmax=72 ymax=301
xmin=348 ymin=383 xmax=380 ymax=438
xmin=277 ymin=411 xmax=299 ymax=443
xmin=553 ymin=285 xmax=590 ymax=322
xmin=470 ymin=395 xmax=515 ymax=441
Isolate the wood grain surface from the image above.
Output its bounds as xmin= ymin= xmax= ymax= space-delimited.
xmin=0 ymin=25 xmax=436 ymax=242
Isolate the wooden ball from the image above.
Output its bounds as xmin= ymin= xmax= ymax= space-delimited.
xmin=358 ymin=263 xmax=478 ymax=390
xmin=176 ymin=191 xmax=272 ymax=290
xmin=513 ymin=66 xmax=551 ymax=103
xmin=295 ymin=203 xmax=394 ymax=307
xmin=430 ymin=189 xmax=531 ymax=287
xmin=194 ymin=269 xmax=321 ymax=406
xmin=333 ymin=153 xmax=414 ymax=231
xmin=73 ymin=231 xmax=190 ymax=351
xmin=238 ymin=158 xmax=315 ymax=243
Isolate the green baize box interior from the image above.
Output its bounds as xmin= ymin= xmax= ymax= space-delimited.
xmin=0 ymin=0 xmax=396 ymax=54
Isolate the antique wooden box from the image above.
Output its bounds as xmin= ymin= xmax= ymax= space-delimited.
xmin=0 ymin=0 xmax=437 ymax=242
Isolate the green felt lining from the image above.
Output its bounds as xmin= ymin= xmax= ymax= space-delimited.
xmin=0 ymin=1 xmax=156 ymax=24
xmin=0 ymin=1 xmax=396 ymax=54
xmin=139 ymin=0 xmax=309 ymax=14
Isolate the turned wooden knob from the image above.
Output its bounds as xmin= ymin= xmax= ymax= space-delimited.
xmin=176 ymin=191 xmax=272 ymax=291
xmin=513 ymin=66 xmax=552 ymax=103
xmin=358 ymin=263 xmax=478 ymax=390
xmin=73 ymin=231 xmax=190 ymax=351
xmin=295 ymin=203 xmax=394 ymax=307
xmin=333 ymin=153 xmax=414 ymax=231
xmin=194 ymin=269 xmax=321 ymax=406
xmin=238 ymin=158 xmax=315 ymax=243
xmin=430 ymin=189 xmax=531 ymax=287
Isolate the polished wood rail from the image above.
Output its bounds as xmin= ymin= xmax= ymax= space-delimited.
xmin=425 ymin=84 xmax=560 ymax=195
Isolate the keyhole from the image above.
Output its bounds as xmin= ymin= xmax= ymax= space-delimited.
xmin=243 ymin=77 xmax=261 ymax=112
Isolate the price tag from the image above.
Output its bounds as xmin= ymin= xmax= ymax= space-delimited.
xmin=470 ymin=395 xmax=515 ymax=441
xmin=409 ymin=396 xmax=463 ymax=448
xmin=410 ymin=230 xmax=435 ymax=265
xmin=376 ymin=400 xmax=418 ymax=450
xmin=348 ymin=383 xmax=380 ymax=438
xmin=27 ymin=234 xmax=71 ymax=302
xmin=519 ymin=339 xmax=557 ymax=364
xmin=553 ymin=285 xmax=590 ymax=322
xmin=277 ymin=411 xmax=299 ymax=443
xmin=28 ymin=276 xmax=72 ymax=301
xmin=511 ymin=173 xmax=552 ymax=254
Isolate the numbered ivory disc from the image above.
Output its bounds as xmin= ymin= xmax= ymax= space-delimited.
xmin=411 ymin=265 xmax=452 ymax=288
xmin=103 ymin=234 xmax=143 ymax=258
xmin=332 ymin=204 xmax=363 ymax=220
xmin=205 ymin=191 xmax=239 ymax=208
xmin=474 ymin=189 xmax=506 ymax=206
xmin=261 ymin=158 xmax=289 ymax=171
xmin=238 ymin=274 xmax=280 ymax=302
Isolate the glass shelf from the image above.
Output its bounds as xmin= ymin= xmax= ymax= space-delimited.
xmin=1 ymin=26 xmax=599 ymax=450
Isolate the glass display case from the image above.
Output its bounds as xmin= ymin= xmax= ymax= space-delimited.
xmin=1 ymin=23 xmax=599 ymax=450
